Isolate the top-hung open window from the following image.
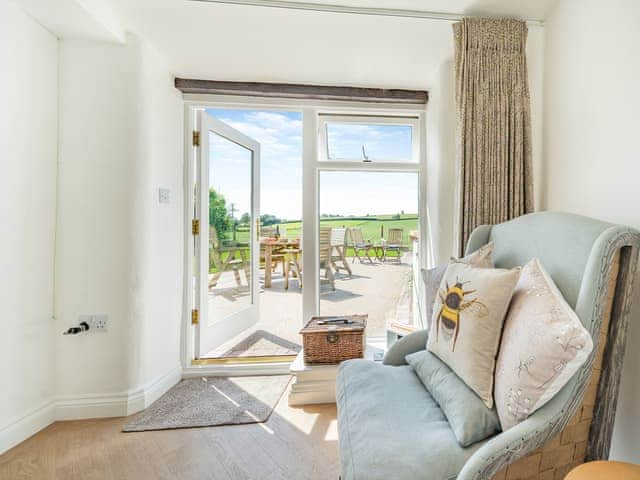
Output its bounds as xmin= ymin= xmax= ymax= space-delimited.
xmin=318 ymin=114 xmax=420 ymax=164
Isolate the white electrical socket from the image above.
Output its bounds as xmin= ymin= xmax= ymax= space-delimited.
xmin=89 ymin=314 xmax=108 ymax=332
xmin=79 ymin=314 xmax=108 ymax=332
xmin=159 ymin=188 xmax=170 ymax=204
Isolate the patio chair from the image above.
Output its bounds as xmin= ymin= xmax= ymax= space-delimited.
xmin=330 ymin=227 xmax=352 ymax=277
xmin=319 ymin=227 xmax=336 ymax=291
xmin=208 ymin=225 xmax=250 ymax=288
xmin=282 ymin=245 xmax=302 ymax=290
xmin=383 ymin=227 xmax=404 ymax=264
xmin=347 ymin=227 xmax=374 ymax=264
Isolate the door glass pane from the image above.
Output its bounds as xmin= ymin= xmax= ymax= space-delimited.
xmin=202 ymin=109 xmax=303 ymax=361
xmin=208 ymin=131 xmax=253 ymax=323
xmin=325 ymin=123 xmax=414 ymax=162
xmin=318 ymin=171 xmax=421 ymax=338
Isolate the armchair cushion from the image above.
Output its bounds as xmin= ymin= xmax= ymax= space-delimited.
xmin=337 ymin=359 xmax=484 ymax=480
xmin=406 ymin=350 xmax=501 ymax=447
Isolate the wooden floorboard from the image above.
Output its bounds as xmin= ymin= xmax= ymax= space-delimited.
xmin=0 ymin=385 xmax=340 ymax=480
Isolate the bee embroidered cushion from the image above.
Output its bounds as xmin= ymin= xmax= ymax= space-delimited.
xmin=426 ymin=261 xmax=521 ymax=408
xmin=494 ymin=258 xmax=593 ymax=430
xmin=421 ymin=242 xmax=494 ymax=329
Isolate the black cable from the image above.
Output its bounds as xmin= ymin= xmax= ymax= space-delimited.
xmin=63 ymin=321 xmax=90 ymax=335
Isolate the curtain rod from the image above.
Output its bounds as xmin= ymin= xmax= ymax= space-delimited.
xmin=189 ymin=0 xmax=544 ymax=26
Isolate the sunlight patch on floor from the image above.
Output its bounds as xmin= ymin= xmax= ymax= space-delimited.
xmin=324 ymin=419 xmax=339 ymax=441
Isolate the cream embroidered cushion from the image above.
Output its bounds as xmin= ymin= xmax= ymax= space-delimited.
xmin=427 ymin=261 xmax=521 ymax=408
xmin=421 ymin=242 xmax=494 ymax=329
xmin=494 ymin=258 xmax=593 ymax=430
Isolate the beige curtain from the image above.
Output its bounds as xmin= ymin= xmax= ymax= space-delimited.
xmin=454 ymin=18 xmax=534 ymax=254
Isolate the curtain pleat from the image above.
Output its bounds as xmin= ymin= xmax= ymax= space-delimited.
xmin=454 ymin=18 xmax=534 ymax=254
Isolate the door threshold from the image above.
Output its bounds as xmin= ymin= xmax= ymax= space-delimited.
xmin=192 ymin=354 xmax=298 ymax=366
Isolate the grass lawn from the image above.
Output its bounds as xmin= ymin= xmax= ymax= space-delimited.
xmin=212 ymin=214 xmax=418 ymax=271
xmin=276 ymin=214 xmax=418 ymax=244
xmin=227 ymin=214 xmax=418 ymax=244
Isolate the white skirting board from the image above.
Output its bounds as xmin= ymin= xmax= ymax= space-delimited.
xmin=0 ymin=400 xmax=56 ymax=457
xmin=0 ymin=364 xmax=182 ymax=455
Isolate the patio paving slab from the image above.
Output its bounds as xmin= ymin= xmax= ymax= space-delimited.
xmin=204 ymin=254 xmax=412 ymax=359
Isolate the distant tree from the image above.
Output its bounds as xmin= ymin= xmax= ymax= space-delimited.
xmin=239 ymin=212 xmax=251 ymax=225
xmin=401 ymin=210 xmax=405 ymax=215
xmin=260 ymin=214 xmax=281 ymax=226
xmin=209 ymin=188 xmax=230 ymax=240
xmin=392 ymin=213 xmax=401 ymax=220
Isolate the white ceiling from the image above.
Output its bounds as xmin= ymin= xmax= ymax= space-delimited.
xmin=14 ymin=0 xmax=125 ymax=42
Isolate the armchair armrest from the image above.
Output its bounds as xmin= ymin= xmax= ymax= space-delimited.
xmin=458 ymin=375 xmax=580 ymax=479
xmin=382 ymin=329 xmax=429 ymax=366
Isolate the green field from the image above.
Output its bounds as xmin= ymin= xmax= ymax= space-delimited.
xmin=226 ymin=214 xmax=417 ymax=243
xmin=274 ymin=214 xmax=418 ymax=245
xmin=216 ymin=214 xmax=418 ymax=267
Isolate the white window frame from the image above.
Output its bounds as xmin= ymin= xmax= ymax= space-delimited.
xmin=318 ymin=114 xmax=420 ymax=165
xmin=310 ymin=111 xmax=425 ymax=328
xmin=182 ymin=95 xmax=427 ymax=374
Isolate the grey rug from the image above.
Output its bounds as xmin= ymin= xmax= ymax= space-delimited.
xmin=123 ymin=375 xmax=291 ymax=432
xmin=206 ymin=330 xmax=301 ymax=359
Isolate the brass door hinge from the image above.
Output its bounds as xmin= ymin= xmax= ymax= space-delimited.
xmin=192 ymin=130 xmax=201 ymax=147
xmin=191 ymin=309 xmax=199 ymax=325
xmin=192 ymin=219 xmax=200 ymax=236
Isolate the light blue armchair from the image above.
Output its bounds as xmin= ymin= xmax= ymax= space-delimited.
xmin=336 ymin=212 xmax=640 ymax=480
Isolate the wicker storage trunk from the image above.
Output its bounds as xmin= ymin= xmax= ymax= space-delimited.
xmin=300 ymin=315 xmax=367 ymax=364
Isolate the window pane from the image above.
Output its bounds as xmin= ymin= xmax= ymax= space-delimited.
xmin=208 ymin=131 xmax=254 ymax=323
xmin=325 ymin=122 xmax=414 ymax=162
xmin=318 ymin=171 xmax=422 ymax=338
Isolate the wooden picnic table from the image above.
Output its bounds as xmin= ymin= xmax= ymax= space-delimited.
xmin=262 ymin=239 xmax=301 ymax=288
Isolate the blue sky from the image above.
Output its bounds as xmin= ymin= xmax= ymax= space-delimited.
xmin=206 ymin=108 xmax=417 ymax=220
xmin=327 ymin=123 xmax=413 ymax=161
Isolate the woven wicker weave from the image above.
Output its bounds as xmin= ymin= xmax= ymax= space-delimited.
xmin=301 ymin=315 xmax=367 ymax=364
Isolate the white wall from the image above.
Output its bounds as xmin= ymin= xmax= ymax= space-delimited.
xmin=426 ymin=24 xmax=545 ymax=265
xmin=543 ymin=0 xmax=640 ymax=463
xmin=56 ymin=37 xmax=139 ymax=397
xmin=0 ymin=21 xmax=182 ymax=451
xmin=0 ymin=1 xmax=58 ymax=452
xmin=55 ymin=34 xmax=183 ymax=412
xmin=131 ymin=40 xmax=184 ymax=391
xmin=425 ymin=59 xmax=456 ymax=265
xmin=119 ymin=1 xmax=552 ymax=94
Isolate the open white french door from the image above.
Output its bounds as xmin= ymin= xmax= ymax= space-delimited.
xmin=194 ymin=110 xmax=261 ymax=359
